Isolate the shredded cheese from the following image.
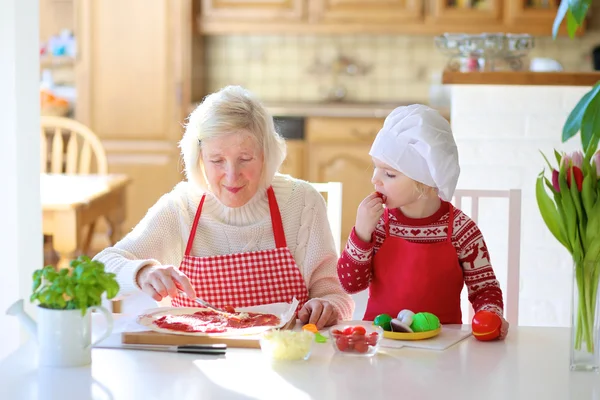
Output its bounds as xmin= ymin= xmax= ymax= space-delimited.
xmin=260 ymin=330 xmax=314 ymax=361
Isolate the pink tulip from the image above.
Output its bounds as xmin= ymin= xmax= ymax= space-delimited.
xmin=569 ymin=151 xmax=584 ymax=168
xmin=552 ymin=169 xmax=560 ymax=192
xmin=595 ymin=151 xmax=600 ymax=177
xmin=561 ymin=151 xmax=585 ymax=191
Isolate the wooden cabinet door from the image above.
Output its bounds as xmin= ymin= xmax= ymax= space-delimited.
xmin=504 ymin=0 xmax=581 ymax=35
xmin=314 ymin=0 xmax=423 ymax=23
xmin=74 ymin=0 xmax=190 ymax=232
xmin=307 ymin=143 xmax=374 ymax=250
xmin=427 ymin=0 xmax=502 ymax=26
xmin=201 ymin=0 xmax=306 ymax=21
xmin=280 ymin=140 xmax=305 ymax=179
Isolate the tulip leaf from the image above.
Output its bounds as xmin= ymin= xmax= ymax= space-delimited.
xmin=536 ymin=172 xmax=569 ymax=250
xmin=563 ymin=83 xmax=600 ymax=144
xmin=581 ymin=85 xmax=600 ymax=156
xmin=567 ymin=9 xmax=579 ymax=39
xmin=570 ymin=0 xmax=591 ymax=25
xmin=554 ymin=149 xmax=563 ymax=166
xmin=540 ymin=150 xmax=555 ymax=170
xmin=553 ymin=0 xmax=569 ymax=38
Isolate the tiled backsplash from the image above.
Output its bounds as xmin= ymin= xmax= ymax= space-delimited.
xmin=205 ymin=32 xmax=600 ymax=104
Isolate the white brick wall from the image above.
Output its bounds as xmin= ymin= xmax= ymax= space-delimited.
xmin=451 ymin=85 xmax=591 ymax=327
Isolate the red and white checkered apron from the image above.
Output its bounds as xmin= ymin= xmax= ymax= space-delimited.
xmin=171 ymin=187 xmax=309 ymax=310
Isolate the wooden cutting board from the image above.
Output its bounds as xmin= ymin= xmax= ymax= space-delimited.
xmin=121 ymin=331 xmax=261 ymax=349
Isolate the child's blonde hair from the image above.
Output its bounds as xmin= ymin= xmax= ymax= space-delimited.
xmin=179 ymin=85 xmax=286 ymax=191
xmin=413 ymin=180 xmax=438 ymax=199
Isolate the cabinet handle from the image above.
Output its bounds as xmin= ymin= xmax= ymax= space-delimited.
xmin=350 ymin=128 xmax=378 ymax=141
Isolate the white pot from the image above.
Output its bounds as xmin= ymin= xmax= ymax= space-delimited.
xmin=37 ymin=305 xmax=113 ymax=367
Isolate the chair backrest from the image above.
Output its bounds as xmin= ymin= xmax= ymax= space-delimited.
xmin=40 ymin=116 xmax=108 ymax=175
xmin=310 ymin=182 xmax=343 ymax=256
xmin=452 ymin=189 xmax=522 ymax=326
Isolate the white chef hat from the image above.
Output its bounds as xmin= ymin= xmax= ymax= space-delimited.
xmin=369 ymin=104 xmax=460 ymax=201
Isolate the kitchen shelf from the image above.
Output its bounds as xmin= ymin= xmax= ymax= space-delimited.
xmin=442 ymin=70 xmax=600 ymax=86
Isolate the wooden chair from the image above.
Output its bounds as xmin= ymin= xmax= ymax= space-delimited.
xmin=344 ymin=189 xmax=522 ymax=323
xmin=40 ymin=116 xmax=109 ymax=259
xmin=310 ymin=182 xmax=374 ymax=320
xmin=40 ymin=116 xmax=107 ymax=175
xmin=452 ymin=189 xmax=522 ymax=326
xmin=310 ymin=182 xmax=343 ymax=256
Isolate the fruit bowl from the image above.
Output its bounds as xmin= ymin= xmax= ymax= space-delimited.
xmin=329 ymin=322 xmax=383 ymax=357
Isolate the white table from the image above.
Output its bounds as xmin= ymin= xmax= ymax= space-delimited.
xmin=1 ymin=322 xmax=599 ymax=400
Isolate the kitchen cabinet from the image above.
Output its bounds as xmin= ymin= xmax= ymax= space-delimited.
xmin=427 ymin=0 xmax=503 ymax=26
xmin=280 ymin=140 xmax=305 ymax=179
xmin=306 ymin=117 xmax=384 ymax=249
xmin=505 ymin=0 xmax=581 ymax=35
xmin=65 ymin=0 xmax=199 ymax=241
xmin=197 ymin=0 xmax=578 ymax=35
xmin=314 ymin=0 xmax=423 ymax=24
xmin=201 ymin=0 xmax=305 ymax=21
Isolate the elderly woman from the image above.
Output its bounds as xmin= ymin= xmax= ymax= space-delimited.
xmin=94 ymin=85 xmax=353 ymax=328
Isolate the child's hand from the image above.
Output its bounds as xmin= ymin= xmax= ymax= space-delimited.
xmin=355 ymin=192 xmax=384 ymax=242
xmin=498 ymin=317 xmax=509 ymax=340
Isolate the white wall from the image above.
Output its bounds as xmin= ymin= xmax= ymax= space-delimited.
xmin=450 ymin=84 xmax=588 ymax=327
xmin=0 ymin=0 xmax=41 ymax=359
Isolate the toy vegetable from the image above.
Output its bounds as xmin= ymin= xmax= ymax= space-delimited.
xmin=472 ymin=310 xmax=501 ymax=341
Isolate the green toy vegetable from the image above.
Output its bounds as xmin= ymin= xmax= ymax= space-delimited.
xmin=374 ymin=313 xmax=393 ymax=331
xmin=410 ymin=312 xmax=440 ymax=332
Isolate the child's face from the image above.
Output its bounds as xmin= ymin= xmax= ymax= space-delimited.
xmin=371 ymin=158 xmax=423 ymax=209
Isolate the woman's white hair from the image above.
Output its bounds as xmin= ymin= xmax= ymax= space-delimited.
xmin=180 ymin=85 xmax=287 ymax=191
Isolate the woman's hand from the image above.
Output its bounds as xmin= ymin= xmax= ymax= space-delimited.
xmin=136 ymin=265 xmax=196 ymax=301
xmin=355 ymin=192 xmax=384 ymax=242
xmin=298 ymin=299 xmax=339 ymax=330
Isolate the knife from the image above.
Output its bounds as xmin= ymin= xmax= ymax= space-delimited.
xmin=97 ymin=344 xmax=227 ymax=355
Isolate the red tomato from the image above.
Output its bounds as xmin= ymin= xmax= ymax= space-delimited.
xmin=342 ymin=326 xmax=354 ymax=335
xmin=366 ymin=332 xmax=379 ymax=346
xmin=351 ymin=326 xmax=367 ymax=335
xmin=331 ymin=329 xmax=343 ymax=336
xmin=472 ymin=310 xmax=502 ymax=341
xmin=336 ymin=335 xmax=350 ymax=352
xmin=354 ymin=341 xmax=369 ymax=353
xmin=351 ymin=332 xmax=365 ymax=343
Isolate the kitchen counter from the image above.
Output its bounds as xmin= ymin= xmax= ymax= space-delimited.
xmin=442 ymin=70 xmax=600 ymax=86
xmin=189 ymin=101 xmax=450 ymax=120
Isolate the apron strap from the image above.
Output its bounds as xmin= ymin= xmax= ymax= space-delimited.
xmin=185 ymin=188 xmax=287 ymax=256
xmin=267 ymin=186 xmax=287 ymax=248
xmin=383 ymin=208 xmax=390 ymax=238
xmin=185 ymin=194 xmax=207 ymax=256
xmin=446 ymin=204 xmax=455 ymax=243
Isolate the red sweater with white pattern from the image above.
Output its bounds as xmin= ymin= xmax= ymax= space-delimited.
xmin=337 ymin=201 xmax=504 ymax=319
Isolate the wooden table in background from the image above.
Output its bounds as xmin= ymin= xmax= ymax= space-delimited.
xmin=41 ymin=174 xmax=131 ymax=269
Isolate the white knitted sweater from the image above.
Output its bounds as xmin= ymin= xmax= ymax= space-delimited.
xmin=93 ymin=174 xmax=354 ymax=320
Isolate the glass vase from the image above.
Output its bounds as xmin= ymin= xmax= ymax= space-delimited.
xmin=570 ymin=260 xmax=600 ymax=371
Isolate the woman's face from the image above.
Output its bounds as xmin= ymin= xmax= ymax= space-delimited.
xmin=201 ymin=130 xmax=264 ymax=208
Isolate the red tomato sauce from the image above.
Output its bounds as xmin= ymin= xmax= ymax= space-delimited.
xmin=154 ymin=310 xmax=281 ymax=333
